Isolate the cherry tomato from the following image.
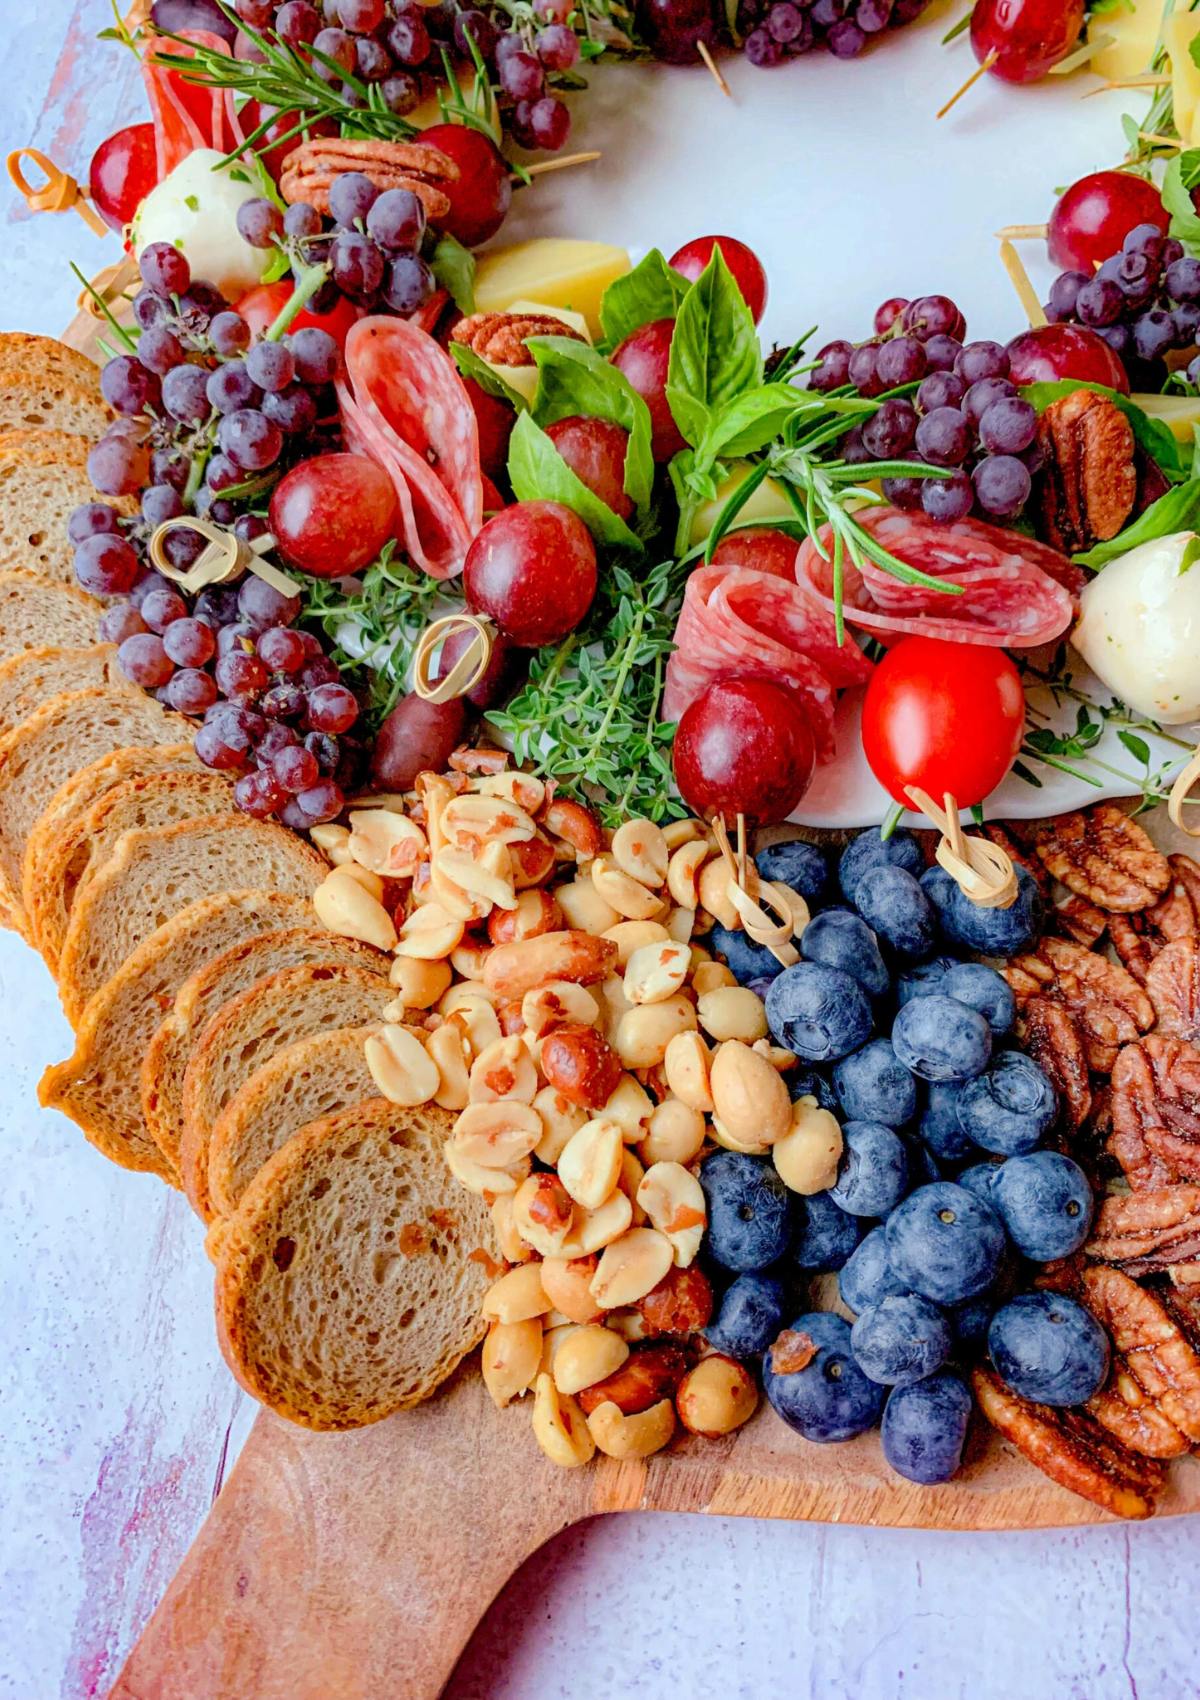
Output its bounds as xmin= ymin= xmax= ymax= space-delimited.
xmin=669 ymin=235 xmax=768 ymax=324
xmin=673 ymin=676 xmax=815 ymax=825
xmin=235 ymin=281 xmax=359 ymax=348
xmin=861 ymin=636 xmax=1025 ymax=808
xmin=88 ymin=122 xmax=158 ymax=234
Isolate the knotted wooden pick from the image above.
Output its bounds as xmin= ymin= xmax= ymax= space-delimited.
xmin=148 ymin=517 xmax=301 ymax=599
xmin=1168 ymin=744 xmax=1200 ymax=840
xmin=712 ymin=814 xmax=807 ymax=968
xmin=904 ymin=787 xmax=1019 ymax=910
xmin=77 ymin=254 xmax=140 ymax=317
xmin=412 ymin=613 xmax=496 ymax=705
xmin=7 ymin=148 xmax=108 ymax=237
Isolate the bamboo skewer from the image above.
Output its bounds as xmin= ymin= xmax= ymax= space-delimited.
xmin=697 ymin=39 xmax=732 ymax=96
xmin=524 ymin=151 xmax=602 ymax=178
xmin=937 ymin=50 xmax=997 ymax=120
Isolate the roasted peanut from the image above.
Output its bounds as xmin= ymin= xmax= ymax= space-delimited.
xmin=611 ymin=818 xmax=669 ymax=889
xmin=623 ymin=939 xmax=692 ymax=1006
xmin=450 ymin=938 xmax=492 ymax=981
xmin=522 ymin=980 xmax=600 ymax=1039
xmin=698 ymin=985 xmax=769 ymax=1043
xmin=310 ymin=822 xmax=353 ymax=865
xmin=773 ymin=1096 xmax=843 ymax=1195
xmin=490 ymin=1194 xmax=533 ymax=1264
xmin=662 ymin=818 xmax=706 ymax=851
xmin=444 ymin=1141 xmax=527 ymax=1196
xmin=482 ymin=1262 xmax=551 ymax=1323
xmin=451 ymin=1100 xmax=543 ymax=1169
xmin=586 ymin=1397 xmax=676 ymax=1460
xmin=698 ymin=858 xmax=758 ymax=930
xmin=602 ymin=920 xmax=671 ymax=966
xmin=558 ymin=1117 xmax=625 ymax=1210
xmin=314 ymin=866 xmax=397 ymax=951
xmin=663 ymin=1030 xmax=714 ymax=1113
xmin=553 ymin=1325 xmax=630 ymax=1396
xmin=709 ymin=1041 xmax=792 ymax=1151
xmin=476 ymin=770 xmax=545 ymax=814
xmin=665 ymin=906 xmax=695 ymax=945
xmin=639 ymin=1097 xmax=706 ymax=1167
xmin=540 ymin=797 xmax=605 ymax=860
xmin=388 ymin=956 xmax=452 ymax=1010
xmin=613 ymin=994 xmax=698 ymax=1069
xmin=590 ymin=1226 xmax=674 ymax=1309
xmin=448 ymin=996 xmax=503 ymax=1062
xmin=532 ymin=1373 xmax=595 ymax=1467
xmin=336 ymin=861 xmax=386 ymax=901
xmin=540 ymin=1024 xmax=625 ymax=1109
xmin=540 ymin=1253 xmax=603 ymax=1324
xmin=676 ymin=1355 xmax=757 ymax=1437
xmin=554 ymin=876 xmax=621 ymax=935
xmin=510 ymin=834 xmax=557 ymax=889
xmin=428 ymin=1019 xmax=470 ymax=1111
xmin=511 ymin=1172 xmax=576 ymax=1256
xmin=487 ymin=888 xmax=563 ymax=945
xmin=557 ymin=1189 xmax=633 ymax=1257
xmin=364 ymin=1024 xmax=439 ymax=1107
xmin=532 ymin=1085 xmax=588 ymax=1164
xmin=596 ymin=973 xmax=633 ymax=1038
xmin=347 ymin=809 xmax=426 ymax=877
xmin=692 ymin=961 xmax=738 ymax=997
xmin=576 ymin=1342 xmax=688 ymax=1415
xmin=637 ymin=1161 xmax=707 ymax=1266
xmin=592 ymin=855 xmax=667 ymax=922
xmin=482 ymin=1318 xmax=542 ymax=1409
xmin=395 ymin=900 xmax=464 ymax=961
xmin=468 ymin=1035 xmax=538 ymax=1104
xmin=635 ymin=1264 xmax=714 ymax=1336
xmin=484 ymin=930 xmax=617 ymax=1000
xmin=600 ymin=1072 xmax=655 ymax=1141
xmin=442 ymin=792 xmax=537 ymax=850
xmin=667 ymin=839 xmax=710 ymax=910
xmin=618 ymin=1146 xmax=648 ymax=1226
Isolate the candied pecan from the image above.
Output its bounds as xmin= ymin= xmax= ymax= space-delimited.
xmin=450 ymin=310 xmax=586 ymax=366
xmin=1109 ymin=858 xmax=1200 ymax=982
xmin=1033 ymin=805 xmax=1170 ymax=914
xmin=1004 ymin=937 xmax=1153 ymax=1072
xmin=1145 ymin=937 xmax=1200 ymax=1042
xmin=984 ymin=823 xmax=1052 ymax=899
xmin=1035 ymin=390 xmax=1138 ymax=556
xmin=971 ymin=1365 xmax=1164 ymax=1520
xmin=279 ymin=137 xmax=457 ymax=220
xmin=1159 ymin=1282 xmax=1200 ymax=1349
xmin=1054 ymin=894 xmax=1108 ymax=948
xmin=1087 ymin=1185 xmax=1200 ymax=1273
xmin=1110 ymin=1035 xmax=1200 ymax=1190
xmin=1079 ymin=1265 xmax=1200 ymax=1454
xmin=1018 ymin=997 xmax=1092 ymax=1132
xmin=576 ymin=1342 xmax=689 ymax=1416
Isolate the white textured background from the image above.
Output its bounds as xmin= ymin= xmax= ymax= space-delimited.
xmin=5 ymin=6 xmax=1196 ymax=1696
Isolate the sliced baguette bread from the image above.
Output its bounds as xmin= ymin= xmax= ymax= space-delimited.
xmin=142 ymin=930 xmax=390 ymax=1173
xmin=39 ymin=891 xmax=320 ymax=1177
xmin=214 ymin=1099 xmax=495 ymax=1429
xmin=207 ymin=1024 xmax=381 ymax=1217
xmin=0 ymin=687 xmax=185 ymax=927
xmin=0 ymin=373 xmax=112 ymax=440
xmin=0 ymin=333 xmax=104 ymax=391
xmin=56 ymin=814 xmax=329 ymax=1024
xmin=28 ymin=767 xmax=236 ymax=970
xmin=0 ymin=430 xmax=136 ymax=583
xmin=179 ymin=963 xmax=392 ymax=1221
xmin=0 ymin=571 xmax=101 ymax=664
xmin=0 ymin=644 xmax=125 ymax=740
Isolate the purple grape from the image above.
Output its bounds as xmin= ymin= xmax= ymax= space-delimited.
xmin=261 ymin=681 xmax=307 ymax=721
xmin=138 ymin=325 xmax=186 ymax=375
xmin=246 ymin=341 xmax=296 ymax=393
xmin=119 ymin=632 xmax=174 ymax=687
xmin=161 ymin=528 xmax=205 ymax=575
xmin=233 ymin=513 xmax=272 ymax=546
xmin=973 ymin=454 xmax=1031 ymax=519
xmin=744 ymin=24 xmax=784 ymax=62
xmin=902 ymin=296 xmax=962 ymax=343
xmin=194 ymin=720 xmax=246 ymax=770
xmin=303 ymin=728 xmax=340 ymax=773
xmin=193 ymin=584 xmax=242 ymax=627
xmin=1163 ymin=237 xmax=1185 ymax=267
xmin=539 ymin=22 xmax=579 ymax=66
xmin=276 ymin=0 xmax=319 ymax=40
xmin=1123 ymin=222 xmax=1165 ymax=259
xmin=1048 ymin=270 xmax=1088 ymax=320
xmin=381 ymin=254 xmax=435 ymax=315
xmin=881 ymin=473 xmax=924 ymax=510
xmin=255 ymin=722 xmax=299 ymax=764
xmin=978 ymin=397 xmax=1037 ymax=456
xmin=916 ymin=371 xmax=965 ymax=413
xmin=68 ymin=502 xmax=122 ymax=544
xmin=283 ymin=202 xmax=323 ymax=243
xmin=312 ymin=24 xmax=356 ymax=78
xmin=914 ymin=406 xmax=969 ymax=467
xmin=1133 ymin=309 xmax=1178 ymax=363
xmin=97 ymin=603 xmax=148 ymax=644
xmin=86 ymin=435 xmax=144 ymax=498
xmin=151 ymin=447 xmax=190 ymax=492
xmin=238 ymin=575 xmax=302 ymax=630
xmin=165 ymin=668 xmax=219 ymax=714
xmin=365 ymin=188 xmax=426 ymax=252
xmin=286 ymin=327 xmax=340 ymax=385
xmin=922 ymin=334 xmax=962 ymax=372
xmin=300 ymin=656 xmax=339 ymax=690
xmin=233 ymin=768 xmax=285 ymax=818
xmin=1097 ymin=323 xmax=1133 ymax=360
xmin=920 ymin=469 xmax=974 ymax=523
xmin=1075 ymin=276 xmax=1123 ymax=329
xmin=216 ymin=650 xmax=269 ymax=703
xmin=141 ymin=483 xmax=184 ymax=526
xmin=101 ymin=355 xmax=160 ymax=416
xmin=218 ymin=620 xmax=257 ymax=657
xmin=257 ymin=625 xmax=307 ymax=672
xmin=847 ymin=343 xmax=882 ymax=396
xmin=840 ymin=425 xmax=872 ymax=464
xmin=262 ymin=385 xmax=318 ymax=434
xmin=331 ymin=230 xmax=385 ymax=299
xmin=237 ymin=197 xmax=283 ymax=249
xmin=862 ymin=397 xmax=918 ymax=458
xmin=811 ymin=339 xmax=853 ymax=391
xmin=1175 ymin=302 xmax=1200 ymax=341
xmin=74 ymin=533 xmax=140 ymax=595
xmin=381 ymin=71 xmax=422 ymax=112
xmin=206 ymin=361 xmax=262 ymax=415
xmin=530 ymin=96 xmax=570 ymax=149
xmin=273 ymin=743 xmax=320 ymax=792
xmin=139 ymin=241 xmax=191 ymax=297
xmin=855 ymin=0 xmax=891 ymax=28
xmin=162 ymin=364 xmax=213 ymax=425
xmin=355 ymin=36 xmax=393 ymax=78
xmin=163 ymin=616 xmax=216 ymax=667
xmin=962 ymin=377 xmax=1015 ymax=427
xmin=767 ymin=0 xmax=804 ymax=36
xmin=217 ymin=408 xmax=283 ymax=472
xmin=140 ymin=586 xmax=189 ymax=633
xmin=454 ymin=7 xmax=499 ymax=58
xmin=307 ymin=681 xmax=358 ymax=733
xmin=295 ymin=778 xmax=344 ymax=823
xmin=132 ymin=288 xmax=170 ymax=331
xmin=1166 ymin=256 xmax=1200 ymax=303
xmin=205 ymin=452 xmax=243 ymax=493
xmin=875 ymin=335 xmax=927 ymax=388
xmin=500 ymin=46 xmax=544 ymax=97
xmin=387 ymin=7 xmax=431 ymax=60
xmin=827 ymin=18 xmax=866 ymax=53
xmin=954 ymin=340 xmax=1009 ymax=384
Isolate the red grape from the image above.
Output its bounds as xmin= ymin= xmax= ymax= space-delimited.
xmin=295 ymin=778 xmax=345 ymax=823
xmin=544 ymin=416 xmax=633 ymax=520
xmin=1005 ymin=323 xmax=1129 ymax=392
xmin=464 ymin=500 xmax=597 ymax=646
xmin=165 ymin=668 xmax=219 ymax=714
xmin=969 ymin=0 xmax=1084 ymax=82
xmin=74 ymin=533 xmax=140 ymax=595
xmin=216 ymin=651 xmax=269 ymax=703
xmin=257 ymin=626 xmax=306 ymax=672
xmin=306 ymin=682 xmax=359 ymax=733
xmin=673 ymin=676 xmax=815 ymax=824
xmin=420 ymin=124 xmax=512 ymax=247
xmin=140 ymin=587 xmax=189 ymax=634
xmin=371 ymin=692 xmax=468 ymax=790
xmin=97 ymin=604 xmax=147 ymax=646
xmin=874 ymin=297 xmax=909 ymax=335
xmin=636 ymin=0 xmax=718 ymax=63
xmin=237 ymin=577 xmax=302 ymax=631
xmin=1047 ymin=172 xmax=1168 ymax=273
xmin=88 ymin=123 xmax=157 ymax=234
xmin=432 ymin=625 xmax=516 ymax=709
xmin=463 ymin=377 xmax=516 ymax=483
xmin=234 ymin=768 xmax=286 ymax=819
xmin=669 ymin=236 xmax=769 ymax=324
xmin=118 ymin=633 xmax=175 ymax=689
xmin=163 ymin=617 xmax=217 ymax=667
xmin=269 ymin=453 xmax=398 ymax=577
xmin=610 ymin=319 xmax=686 ymax=462
xmin=273 ymin=744 xmax=320 ymax=793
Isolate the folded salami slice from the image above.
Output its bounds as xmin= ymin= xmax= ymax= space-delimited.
xmin=143 ymin=35 xmax=233 ymax=178
xmin=794 ymin=506 xmax=1077 ymax=648
xmin=337 ymin=316 xmax=484 ymax=580
xmin=662 ymin=564 xmax=872 ymax=761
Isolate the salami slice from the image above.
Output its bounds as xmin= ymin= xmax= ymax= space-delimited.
xmin=337 ymin=316 xmax=484 ymax=580
xmin=793 ymin=506 xmax=1077 ymax=647
xmin=142 ymin=35 xmax=232 ymax=178
xmin=662 ymin=564 xmax=872 ymax=761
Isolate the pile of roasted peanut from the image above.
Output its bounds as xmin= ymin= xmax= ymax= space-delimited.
xmin=307 ymin=756 xmax=832 ymax=1467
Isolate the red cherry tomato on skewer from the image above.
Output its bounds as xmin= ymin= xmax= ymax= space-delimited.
xmin=861 ymin=636 xmax=1026 ymax=809
xmin=1047 ymin=171 xmax=1168 ymax=274
xmin=235 ymin=281 xmax=359 ymax=348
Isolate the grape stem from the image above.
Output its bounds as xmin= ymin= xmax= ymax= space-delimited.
xmin=264 ymin=260 xmax=331 ymax=342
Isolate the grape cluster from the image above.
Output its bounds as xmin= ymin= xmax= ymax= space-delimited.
xmin=810 ymin=296 xmax=1038 ymax=525
xmin=737 ymin=0 xmax=930 ymax=64
xmin=1046 ymin=221 xmax=1200 ymax=391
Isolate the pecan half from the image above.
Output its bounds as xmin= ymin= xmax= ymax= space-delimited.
xmin=1054 ymin=894 xmax=1108 ymax=948
xmin=1033 ymin=805 xmax=1170 ymax=914
xmin=1003 ymin=937 xmax=1153 ymax=1072
xmin=971 ymin=1365 xmax=1164 ymax=1520
xmin=450 ymin=311 xmax=587 ymax=366
xmin=1034 ymin=390 xmax=1138 ymax=556
xmin=1145 ymin=936 xmax=1200 ymax=1041
xmin=1087 ymin=1185 xmax=1200 ymax=1274
xmin=1109 ymin=854 xmax=1200 ymax=981
xmin=1080 ymin=1265 xmax=1200 ymax=1451
xmin=1018 ymin=996 xmax=1092 ymax=1132
xmin=1110 ymin=1035 xmax=1200 ymax=1190
xmin=279 ymin=137 xmax=458 ymax=220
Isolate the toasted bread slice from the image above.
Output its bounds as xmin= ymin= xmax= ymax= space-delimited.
xmin=0 ymin=333 xmax=103 ymax=390
xmin=214 ymin=1099 xmax=495 ymax=1429
xmin=56 ymin=815 xmax=328 ymax=1024
xmin=142 ymin=931 xmax=389 ymax=1173
xmin=208 ymin=1024 xmax=381 ymax=1217
xmin=0 ymin=571 xmax=101 ymax=664
xmin=38 ymin=892 xmax=320 ymax=1177
xmin=0 ymin=430 xmax=136 ymax=584
xmin=0 ymin=373 xmax=112 ymax=440
xmin=179 ymin=963 xmax=391 ymax=1219
xmin=28 ymin=768 xmax=236 ymax=969
xmin=0 ymin=687 xmax=185 ymax=926
xmin=0 ymin=644 xmax=126 ymax=741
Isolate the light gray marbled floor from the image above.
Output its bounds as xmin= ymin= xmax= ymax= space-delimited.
xmin=3 ymin=7 xmax=1196 ymax=1696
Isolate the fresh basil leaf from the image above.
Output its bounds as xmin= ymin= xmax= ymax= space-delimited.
xmin=1019 ymin=380 xmax=1185 ymax=482
xmin=430 ymin=233 xmax=476 ymax=313
xmin=695 ymin=385 xmax=814 ymax=464
xmin=669 ymin=449 xmax=700 ymax=555
xmin=1074 ymin=478 xmax=1200 ymax=566
xmin=450 ymin=343 xmax=528 ymax=412
xmin=665 ymin=247 xmax=762 ymax=448
xmin=525 ymin=336 xmax=655 ymax=513
xmin=598 ymin=249 xmax=689 ymax=349
xmin=1162 ymin=151 xmax=1200 ymax=253
xmin=507 ymin=411 xmax=643 ymax=550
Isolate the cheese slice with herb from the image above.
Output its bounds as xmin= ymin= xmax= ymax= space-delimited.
xmin=1091 ymin=0 xmax=1165 ymax=82
xmin=474 ymin=240 xmax=631 ymax=339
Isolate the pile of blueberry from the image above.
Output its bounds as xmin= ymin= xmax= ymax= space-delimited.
xmin=697 ymin=827 xmax=1110 ymax=1487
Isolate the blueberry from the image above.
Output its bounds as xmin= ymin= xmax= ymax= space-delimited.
xmin=908 ymin=1140 xmax=945 ymax=1186
xmin=839 ymin=827 xmax=924 ymax=904
xmin=956 ymin=1160 xmax=1001 ymax=1205
xmin=704 ymin=1272 xmax=786 ymax=1358
xmin=921 ymin=864 xmax=957 ymax=917
xmin=801 ymin=909 xmax=890 ymax=997
xmin=990 ymin=1152 xmax=1093 ymax=1260
xmin=699 ymin=1150 xmax=796 ymax=1272
xmin=853 ymin=865 xmax=938 ymax=960
xmin=988 ymin=1291 xmax=1110 ymax=1406
xmin=792 ymin=1188 xmax=864 ymax=1270
xmin=958 ymin=1052 xmax=1057 ymax=1156
xmin=838 ymin=1225 xmax=911 ymax=1313
xmin=881 ymin=1372 xmax=973 ymax=1484
xmin=940 ymin=962 xmax=1016 ymax=1035
xmin=947 ymin=1294 xmax=995 ymax=1348
xmin=892 ymin=994 xmax=992 ymax=1082
xmin=765 ymin=961 xmax=873 ymax=1062
xmin=746 ymin=974 xmax=777 ymax=1001
xmin=940 ymin=865 xmax=1043 ymax=957
xmin=919 ymin=1080 xmax=974 ymax=1161
xmin=833 ymin=1038 xmax=918 ymax=1127
xmin=709 ymin=921 xmax=784 ymax=987
xmin=897 ymin=955 xmax=957 ymax=1007
xmin=756 ymin=839 xmax=831 ymax=905
xmin=764 ymin=1311 xmax=886 ymax=1441
xmin=788 ymin=1065 xmax=840 ymax=1110
xmin=885 ymin=1181 xmax=1006 ymax=1304
xmin=830 ymin=1120 xmax=910 ymax=1218
xmin=851 ymin=1292 xmax=952 ymax=1386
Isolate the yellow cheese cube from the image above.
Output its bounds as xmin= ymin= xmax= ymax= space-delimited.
xmin=1166 ymin=11 xmax=1200 ymax=140
xmin=1091 ymin=0 xmax=1165 ymax=81
xmin=688 ymin=463 xmax=795 ymax=547
xmin=473 ymin=240 xmax=631 ymax=339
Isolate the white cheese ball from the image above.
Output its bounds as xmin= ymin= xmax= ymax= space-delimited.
xmin=1072 ymin=529 xmax=1200 ymax=724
